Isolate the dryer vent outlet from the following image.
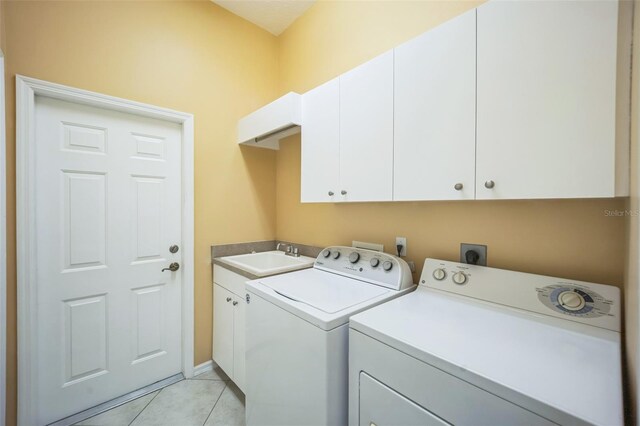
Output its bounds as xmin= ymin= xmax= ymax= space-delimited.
xmin=460 ymin=243 xmax=487 ymax=266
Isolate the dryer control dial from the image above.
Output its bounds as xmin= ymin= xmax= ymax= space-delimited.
xmin=452 ymin=271 xmax=467 ymax=285
xmin=558 ymin=291 xmax=585 ymax=311
xmin=432 ymin=268 xmax=446 ymax=281
xmin=537 ymin=284 xmax=611 ymax=318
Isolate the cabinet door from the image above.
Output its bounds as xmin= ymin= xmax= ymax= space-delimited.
xmin=340 ymin=51 xmax=394 ymax=202
xmin=394 ymin=10 xmax=476 ymax=201
xmin=213 ymin=284 xmax=234 ymax=378
xmin=477 ymin=1 xmax=618 ymax=199
xmin=301 ymin=79 xmax=341 ymax=203
xmin=233 ymin=297 xmax=246 ymax=393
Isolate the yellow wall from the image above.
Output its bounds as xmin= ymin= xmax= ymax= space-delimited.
xmin=1 ymin=0 xmax=633 ymax=424
xmin=276 ymin=1 xmax=627 ymax=288
xmin=2 ymin=2 xmax=279 ymax=424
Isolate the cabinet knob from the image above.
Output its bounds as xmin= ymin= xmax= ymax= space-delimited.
xmin=341 ymin=190 xmax=347 ymax=195
xmin=484 ymin=180 xmax=495 ymax=189
xmin=226 ymin=297 xmax=231 ymax=302
xmin=232 ymin=300 xmax=238 ymax=306
xmin=454 ymin=183 xmax=463 ymax=191
xmin=328 ymin=191 xmax=334 ymax=196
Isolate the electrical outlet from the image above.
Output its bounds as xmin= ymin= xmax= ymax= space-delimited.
xmin=395 ymin=237 xmax=407 ymax=257
xmin=460 ymin=243 xmax=487 ymax=266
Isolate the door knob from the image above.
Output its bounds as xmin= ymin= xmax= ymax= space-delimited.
xmin=484 ymin=180 xmax=495 ymax=189
xmin=161 ymin=262 xmax=180 ymax=272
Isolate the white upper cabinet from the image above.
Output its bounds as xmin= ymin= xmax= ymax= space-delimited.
xmin=297 ymin=0 xmax=628 ymax=203
xmin=237 ymin=92 xmax=301 ymax=150
xmin=393 ymin=10 xmax=476 ymax=201
xmin=301 ymin=79 xmax=340 ymax=203
xmin=339 ymin=51 xmax=394 ymax=202
xmin=476 ymin=0 xmax=623 ymax=199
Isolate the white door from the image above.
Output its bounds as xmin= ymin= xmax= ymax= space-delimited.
xmin=301 ymin=78 xmax=340 ymax=203
xmin=476 ymin=0 xmax=618 ymax=199
xmin=394 ymin=10 xmax=476 ymax=201
xmin=34 ymin=96 xmax=182 ymax=424
xmin=339 ymin=51 xmax=394 ymax=202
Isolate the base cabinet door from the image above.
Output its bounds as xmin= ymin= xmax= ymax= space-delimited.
xmin=476 ymin=0 xmax=619 ymax=199
xmin=393 ymin=9 xmax=476 ymax=201
xmin=233 ymin=297 xmax=247 ymax=392
xmin=213 ymin=283 xmax=234 ymax=378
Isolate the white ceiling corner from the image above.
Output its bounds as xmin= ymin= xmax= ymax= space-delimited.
xmin=212 ymin=0 xmax=316 ymax=36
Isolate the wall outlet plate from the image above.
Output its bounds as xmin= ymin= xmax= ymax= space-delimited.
xmin=460 ymin=243 xmax=487 ymax=266
xmin=395 ymin=237 xmax=407 ymax=257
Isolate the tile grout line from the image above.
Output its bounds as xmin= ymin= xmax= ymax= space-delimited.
xmin=202 ymin=382 xmax=228 ymax=426
xmin=127 ymin=382 xmax=167 ymax=426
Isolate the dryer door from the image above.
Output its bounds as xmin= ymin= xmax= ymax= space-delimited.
xmin=359 ymin=372 xmax=450 ymax=426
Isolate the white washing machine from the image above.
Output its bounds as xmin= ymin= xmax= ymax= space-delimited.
xmin=245 ymin=246 xmax=415 ymax=426
xmin=349 ymin=258 xmax=623 ymax=426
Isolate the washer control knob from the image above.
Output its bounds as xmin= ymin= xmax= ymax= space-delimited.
xmin=432 ymin=268 xmax=446 ymax=281
xmin=349 ymin=252 xmax=360 ymax=264
xmin=370 ymin=258 xmax=380 ymax=267
xmin=382 ymin=260 xmax=393 ymax=271
xmin=322 ymin=249 xmax=331 ymax=258
xmin=332 ymin=251 xmax=341 ymax=260
xmin=452 ymin=271 xmax=468 ymax=285
xmin=558 ymin=291 xmax=585 ymax=311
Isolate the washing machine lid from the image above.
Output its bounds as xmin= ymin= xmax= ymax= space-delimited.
xmin=349 ymin=287 xmax=623 ymax=426
xmin=260 ymin=269 xmax=388 ymax=313
xmin=247 ymin=268 xmax=414 ymax=330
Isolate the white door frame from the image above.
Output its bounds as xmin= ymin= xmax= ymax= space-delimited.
xmin=16 ymin=75 xmax=195 ymax=426
xmin=0 ymin=50 xmax=6 ymax=426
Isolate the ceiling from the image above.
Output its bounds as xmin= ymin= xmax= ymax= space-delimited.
xmin=212 ymin=0 xmax=316 ymax=36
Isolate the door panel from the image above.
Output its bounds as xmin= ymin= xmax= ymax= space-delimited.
xmin=476 ymin=0 xmax=618 ymax=199
xmin=63 ymin=171 xmax=107 ymax=269
xmin=339 ymin=51 xmax=394 ymax=202
xmin=63 ymin=295 xmax=108 ymax=385
xmin=35 ymin=96 xmax=182 ymax=425
xmin=394 ymin=10 xmax=476 ymax=201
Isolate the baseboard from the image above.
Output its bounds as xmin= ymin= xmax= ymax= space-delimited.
xmin=193 ymin=359 xmax=213 ymax=377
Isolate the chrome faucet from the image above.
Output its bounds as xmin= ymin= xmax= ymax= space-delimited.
xmin=277 ymin=242 xmax=300 ymax=257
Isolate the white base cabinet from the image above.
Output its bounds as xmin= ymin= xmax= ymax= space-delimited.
xmin=212 ymin=265 xmax=248 ymax=392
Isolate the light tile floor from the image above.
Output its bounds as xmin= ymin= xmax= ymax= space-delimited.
xmin=75 ymin=366 xmax=245 ymax=426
